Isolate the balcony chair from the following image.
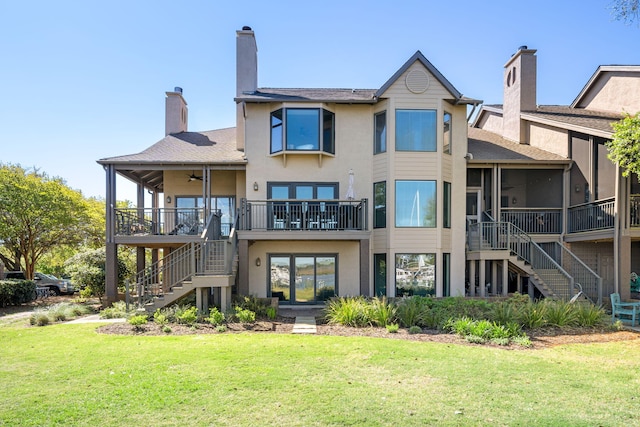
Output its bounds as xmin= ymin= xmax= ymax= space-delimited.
xmin=610 ymin=293 xmax=640 ymax=326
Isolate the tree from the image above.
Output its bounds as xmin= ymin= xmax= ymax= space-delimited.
xmin=606 ymin=113 xmax=640 ymax=177
xmin=64 ymin=248 xmax=131 ymax=303
xmin=0 ymin=164 xmax=94 ymax=278
xmin=610 ymin=0 xmax=640 ymax=25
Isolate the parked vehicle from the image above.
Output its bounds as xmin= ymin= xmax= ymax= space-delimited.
xmin=33 ymin=272 xmax=76 ymax=295
xmin=3 ymin=271 xmax=76 ymax=295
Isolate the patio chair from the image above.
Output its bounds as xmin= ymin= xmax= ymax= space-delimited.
xmin=631 ymin=272 xmax=640 ymax=293
xmin=610 ymin=293 xmax=640 ymax=326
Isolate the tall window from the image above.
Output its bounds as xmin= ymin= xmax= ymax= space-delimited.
xmin=395 ymin=180 xmax=436 ymax=227
xmin=270 ymin=108 xmax=335 ymax=154
xmin=443 ymin=253 xmax=451 ymax=297
xmin=374 ymin=111 xmax=386 ymax=154
xmin=443 ymin=181 xmax=451 ymax=228
xmin=443 ymin=112 xmax=452 ymax=154
xmin=374 ymin=181 xmax=386 ymax=228
xmin=395 ymin=253 xmax=435 ymax=297
xmin=395 ymin=109 xmax=437 ymax=151
xmin=374 ymin=254 xmax=387 ymax=297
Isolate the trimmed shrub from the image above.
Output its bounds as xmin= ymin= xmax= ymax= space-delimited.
xmin=128 ymin=314 xmax=148 ymax=331
xmin=177 ymin=306 xmax=198 ymax=326
xmin=0 ymin=279 xmax=36 ymax=307
xmin=234 ymin=306 xmax=256 ymax=324
xmin=206 ymin=307 xmax=226 ymax=326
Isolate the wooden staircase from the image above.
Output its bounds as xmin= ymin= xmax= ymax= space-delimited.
xmin=468 ymin=219 xmax=602 ymax=304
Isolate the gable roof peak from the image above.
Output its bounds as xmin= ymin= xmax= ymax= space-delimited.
xmin=376 ymin=50 xmax=463 ymax=100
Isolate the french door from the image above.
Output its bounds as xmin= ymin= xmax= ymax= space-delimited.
xmin=269 ymin=255 xmax=337 ymax=304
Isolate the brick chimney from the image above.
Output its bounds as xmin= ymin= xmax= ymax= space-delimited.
xmin=165 ymin=87 xmax=188 ymax=135
xmin=502 ymin=46 xmax=537 ymax=143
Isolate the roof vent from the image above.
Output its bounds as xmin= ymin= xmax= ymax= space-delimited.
xmin=405 ymin=69 xmax=430 ymax=94
xmin=174 ymin=87 xmax=183 ymax=94
xmin=242 ymin=26 xmax=252 ymax=31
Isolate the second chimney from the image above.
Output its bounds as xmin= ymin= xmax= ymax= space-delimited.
xmin=165 ymin=87 xmax=188 ymax=135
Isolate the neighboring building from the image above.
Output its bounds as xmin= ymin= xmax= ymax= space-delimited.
xmin=98 ymin=30 xmax=639 ymax=312
xmin=97 ymin=27 xmax=480 ymax=311
xmin=469 ymin=46 xmax=640 ymax=304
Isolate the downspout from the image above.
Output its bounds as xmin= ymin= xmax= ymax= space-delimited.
xmin=614 ymin=165 xmax=620 ymax=295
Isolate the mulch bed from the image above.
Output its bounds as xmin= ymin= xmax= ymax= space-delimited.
xmin=95 ymin=318 xmax=640 ymax=350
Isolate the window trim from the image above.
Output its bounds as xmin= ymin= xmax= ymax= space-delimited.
xmin=443 ymin=111 xmax=452 ymax=155
xmin=395 ymin=109 xmax=437 ymax=152
xmin=270 ymin=107 xmax=335 ymax=155
xmin=268 ymin=253 xmax=338 ymax=304
xmin=443 ymin=181 xmax=451 ymax=228
xmin=374 ymin=181 xmax=386 ymax=229
xmin=374 ymin=111 xmax=387 ymax=154
xmin=395 ymin=253 xmax=436 ymax=297
xmin=395 ymin=180 xmax=437 ymax=228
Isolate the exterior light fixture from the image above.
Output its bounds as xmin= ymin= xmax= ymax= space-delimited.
xmin=166 ymin=196 xmax=172 ymax=204
xmin=253 ymin=182 xmax=259 ymax=191
xmin=255 ymin=257 xmax=261 ymax=267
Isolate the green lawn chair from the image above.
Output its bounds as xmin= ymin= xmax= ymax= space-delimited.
xmin=610 ymin=293 xmax=640 ymax=326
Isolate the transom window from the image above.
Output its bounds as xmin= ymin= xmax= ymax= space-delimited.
xmin=271 ymin=108 xmax=335 ymax=154
xmin=396 ymin=109 xmax=437 ymax=151
xmin=395 ymin=180 xmax=436 ymax=227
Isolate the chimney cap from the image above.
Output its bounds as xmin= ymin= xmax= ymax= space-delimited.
xmin=518 ymin=45 xmax=528 ymax=50
xmin=242 ymin=26 xmax=252 ymax=31
xmin=174 ymin=86 xmax=183 ymax=94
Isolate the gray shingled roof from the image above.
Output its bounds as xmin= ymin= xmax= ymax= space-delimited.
xmin=235 ymin=88 xmax=378 ymax=103
xmin=468 ymin=127 xmax=569 ymax=163
xmin=98 ymin=127 xmax=245 ymax=165
xmin=521 ymin=105 xmax=622 ymax=135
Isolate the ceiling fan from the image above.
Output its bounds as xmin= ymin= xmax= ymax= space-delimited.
xmin=187 ymin=171 xmax=203 ymax=182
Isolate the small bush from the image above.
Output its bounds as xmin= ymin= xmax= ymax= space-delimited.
xmin=153 ymin=310 xmax=168 ymax=326
xmin=266 ymin=306 xmax=277 ymax=320
xmin=234 ymin=296 xmax=270 ymax=317
xmin=395 ymin=296 xmax=428 ymax=327
xmin=574 ymin=303 xmax=606 ymax=327
xmin=234 ymin=306 xmax=256 ymax=323
xmin=128 ymin=314 xmax=148 ymax=330
xmin=177 ymin=306 xmax=199 ymax=326
xmin=216 ymin=324 xmax=227 ymax=333
xmin=491 ymin=337 xmax=511 ymax=346
xmin=206 ymin=307 xmax=226 ymax=326
xmin=29 ymin=312 xmax=50 ymax=327
xmin=324 ymin=297 xmax=370 ymax=327
xmin=162 ymin=325 xmax=172 ymax=333
xmin=408 ymin=325 xmax=422 ymax=334
xmin=543 ymin=300 xmax=578 ymax=327
xmin=100 ymin=301 xmax=131 ymax=319
xmin=512 ymin=335 xmax=533 ymax=347
xmin=386 ymin=323 xmax=399 ymax=333
xmin=368 ymin=296 xmax=396 ymax=326
xmin=519 ymin=302 xmax=547 ymax=329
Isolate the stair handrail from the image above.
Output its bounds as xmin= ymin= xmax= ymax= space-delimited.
xmin=136 ymin=241 xmax=201 ymax=307
xmin=555 ymin=242 xmax=602 ymax=305
xmin=469 ymin=221 xmax=575 ymax=300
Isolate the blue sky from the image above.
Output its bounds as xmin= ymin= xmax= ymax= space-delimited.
xmin=1 ymin=0 xmax=638 ymax=202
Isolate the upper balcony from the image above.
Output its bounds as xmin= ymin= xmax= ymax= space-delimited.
xmin=112 ymin=208 xmax=226 ymax=246
xmin=237 ymin=199 xmax=369 ymax=240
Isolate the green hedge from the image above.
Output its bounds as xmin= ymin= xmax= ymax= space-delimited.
xmin=0 ymin=280 xmax=36 ymax=307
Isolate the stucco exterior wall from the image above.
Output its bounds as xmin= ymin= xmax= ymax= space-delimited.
xmin=576 ymin=72 xmax=640 ymax=114
xmin=476 ymin=111 xmax=503 ymax=134
xmin=527 ymin=122 xmax=569 ymax=157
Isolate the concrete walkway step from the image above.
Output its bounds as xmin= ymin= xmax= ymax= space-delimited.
xmin=292 ymin=316 xmax=317 ymax=334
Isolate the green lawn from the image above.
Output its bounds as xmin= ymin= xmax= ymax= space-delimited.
xmin=1 ymin=321 xmax=639 ymax=426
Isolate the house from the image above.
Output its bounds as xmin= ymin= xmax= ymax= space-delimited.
xmin=97 ymin=27 xmax=480 ymax=311
xmin=98 ymin=29 xmax=638 ymax=312
xmin=469 ymin=46 xmax=640 ymax=304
